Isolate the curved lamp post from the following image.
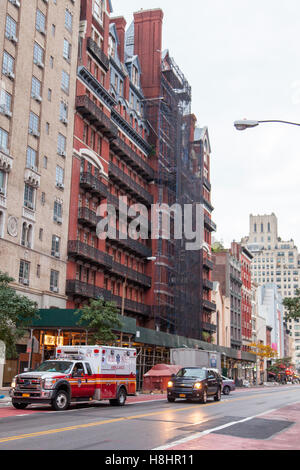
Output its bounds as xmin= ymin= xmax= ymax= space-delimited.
xmin=234 ymin=119 xmax=300 ymax=131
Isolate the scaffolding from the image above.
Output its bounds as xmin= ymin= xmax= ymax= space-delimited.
xmin=146 ymin=52 xmax=203 ymax=341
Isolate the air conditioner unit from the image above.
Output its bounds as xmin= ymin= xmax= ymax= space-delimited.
xmin=4 ymin=70 xmax=15 ymax=80
xmin=7 ymin=33 xmax=18 ymax=44
xmin=32 ymin=94 xmax=42 ymax=103
xmin=60 ymin=117 xmax=68 ymax=125
xmin=56 ymin=182 xmax=64 ymax=189
xmin=0 ymin=188 xmax=5 ymax=196
xmin=58 ymin=150 xmax=66 ymax=157
xmin=52 ymin=287 xmax=59 ymax=293
xmin=23 ymin=279 xmax=29 ymax=286
xmin=25 ymin=202 xmax=34 ymax=210
xmin=54 ymin=216 xmax=63 ymax=224
xmin=29 ymin=129 xmax=40 ymax=138
xmin=37 ymin=27 xmax=46 ymax=36
xmin=34 ymin=60 xmax=44 ymax=69
xmin=10 ymin=0 xmax=20 ymax=7
xmin=54 ymin=252 xmax=60 ymax=258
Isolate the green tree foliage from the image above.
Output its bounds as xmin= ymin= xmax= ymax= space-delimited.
xmin=283 ymin=289 xmax=300 ymax=321
xmin=76 ymin=298 xmax=123 ymax=345
xmin=0 ymin=272 xmax=39 ymax=359
xmin=211 ymin=240 xmax=225 ymax=253
xmin=268 ymin=357 xmax=293 ymax=376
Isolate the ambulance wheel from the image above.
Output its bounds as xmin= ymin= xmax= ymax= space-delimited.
xmin=12 ymin=401 xmax=28 ymax=410
xmin=110 ymin=388 xmax=127 ymax=406
xmin=51 ymin=390 xmax=70 ymax=411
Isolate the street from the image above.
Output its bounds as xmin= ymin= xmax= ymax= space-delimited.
xmin=0 ymin=386 xmax=299 ymax=450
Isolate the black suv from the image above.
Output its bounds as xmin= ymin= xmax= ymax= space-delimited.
xmin=167 ymin=367 xmax=222 ymax=404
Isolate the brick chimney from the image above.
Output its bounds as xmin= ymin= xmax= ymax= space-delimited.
xmin=110 ymin=16 xmax=126 ymax=63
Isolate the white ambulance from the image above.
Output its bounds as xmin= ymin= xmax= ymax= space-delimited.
xmin=10 ymin=346 xmax=137 ymax=411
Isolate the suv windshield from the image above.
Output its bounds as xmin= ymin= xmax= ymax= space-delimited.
xmin=177 ymin=368 xmax=206 ymax=379
xmin=35 ymin=361 xmax=73 ymax=374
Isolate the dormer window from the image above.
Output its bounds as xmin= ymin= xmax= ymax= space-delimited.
xmin=132 ymin=65 xmax=139 ymax=87
xmin=109 ymin=35 xmax=116 ymax=58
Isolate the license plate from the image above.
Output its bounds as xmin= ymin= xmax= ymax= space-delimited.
xmin=22 ymin=394 xmax=30 ymax=398
xmin=179 ymin=394 xmax=186 ymax=398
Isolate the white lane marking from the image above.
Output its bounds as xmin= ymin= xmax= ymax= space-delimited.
xmin=153 ymin=402 xmax=300 ymax=450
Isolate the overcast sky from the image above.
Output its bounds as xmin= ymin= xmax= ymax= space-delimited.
xmin=112 ymin=0 xmax=300 ymax=249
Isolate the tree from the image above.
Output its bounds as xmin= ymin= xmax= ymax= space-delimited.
xmin=76 ymin=298 xmax=123 ymax=345
xmin=211 ymin=240 xmax=225 ymax=253
xmin=268 ymin=357 xmax=293 ymax=376
xmin=249 ymin=343 xmax=278 ymax=360
xmin=283 ymin=289 xmax=300 ymax=321
xmin=0 ymin=271 xmax=39 ymax=359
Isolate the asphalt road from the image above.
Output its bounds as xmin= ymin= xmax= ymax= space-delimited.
xmin=0 ymin=386 xmax=299 ymax=450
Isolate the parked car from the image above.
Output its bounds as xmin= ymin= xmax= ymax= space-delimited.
xmin=222 ymin=376 xmax=236 ymax=395
xmin=167 ymin=367 xmax=222 ymax=404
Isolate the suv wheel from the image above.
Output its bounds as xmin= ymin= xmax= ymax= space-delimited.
xmin=167 ymin=396 xmax=176 ymax=403
xmin=214 ymin=387 xmax=221 ymax=402
xmin=200 ymin=389 xmax=207 ymax=404
xmin=223 ymin=386 xmax=230 ymax=395
xmin=12 ymin=401 xmax=28 ymax=410
xmin=52 ymin=390 xmax=70 ymax=411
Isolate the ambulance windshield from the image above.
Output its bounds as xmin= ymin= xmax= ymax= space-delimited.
xmin=35 ymin=361 xmax=73 ymax=374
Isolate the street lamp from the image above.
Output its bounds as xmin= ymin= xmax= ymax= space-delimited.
xmin=234 ymin=119 xmax=300 ymax=131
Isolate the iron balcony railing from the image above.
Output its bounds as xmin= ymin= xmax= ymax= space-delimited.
xmin=78 ymin=207 xmax=98 ymax=228
xmin=203 ymin=278 xmax=214 ymax=291
xmin=68 ymin=240 xmax=113 ymax=270
xmin=111 ymin=260 xmax=152 ymax=288
xmin=107 ymin=229 xmax=152 ymax=259
xmin=200 ymin=321 xmax=217 ymax=333
xmin=66 ymin=280 xmax=151 ymax=317
xmin=86 ymin=37 xmax=109 ymax=71
xmin=75 ymin=95 xmax=118 ymax=141
xmin=204 ymin=215 xmax=217 ymax=232
xmin=80 ymin=171 xmax=109 ymax=199
xmin=110 ymin=136 xmax=154 ymax=182
xmin=109 ymin=162 xmax=153 ymax=206
xmin=202 ymin=299 xmax=217 ymax=312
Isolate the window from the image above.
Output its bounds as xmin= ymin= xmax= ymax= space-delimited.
xmin=61 ymin=70 xmax=70 ymax=93
xmin=21 ymin=222 xmax=33 ymax=248
xmin=0 ymin=128 xmax=8 ymax=152
xmin=19 ymin=260 xmax=30 ymax=285
xmin=132 ymin=65 xmax=139 ymax=87
xmin=65 ymin=10 xmax=73 ymax=32
xmin=63 ymin=39 xmax=71 ymax=61
xmin=0 ymin=210 xmax=4 ymax=238
xmin=31 ymin=77 xmax=42 ymax=99
xmin=29 ymin=112 xmax=39 ymax=136
xmin=51 ymin=235 xmax=61 ymax=257
xmin=2 ymin=51 xmax=14 ymax=76
xmin=24 ymin=184 xmax=35 ymax=209
xmin=93 ymin=0 xmax=104 ymax=24
xmin=56 ymin=165 xmax=64 ymax=186
xmin=57 ymin=133 xmax=66 ymax=155
xmin=36 ymin=10 xmax=46 ymax=34
xmin=54 ymin=201 xmax=62 ymax=222
xmin=59 ymin=101 xmax=68 ymax=123
xmin=0 ymin=89 xmax=12 ymax=115
xmin=26 ymin=147 xmax=37 ymax=170
xmin=50 ymin=270 xmax=59 ymax=292
xmin=5 ymin=15 xmax=17 ymax=40
xmin=33 ymin=43 xmax=44 ymax=67
xmin=0 ymin=171 xmax=5 ymax=193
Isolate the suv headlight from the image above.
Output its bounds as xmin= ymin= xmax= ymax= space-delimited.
xmin=43 ymin=378 xmax=58 ymax=390
xmin=194 ymin=382 xmax=202 ymax=389
xmin=167 ymin=381 xmax=174 ymax=388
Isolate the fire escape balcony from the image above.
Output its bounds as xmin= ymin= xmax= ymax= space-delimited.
xmin=107 ymin=229 xmax=152 ymax=259
xmin=110 ymin=137 xmax=154 ymax=182
xmin=107 ymin=194 xmax=150 ymax=230
xmin=80 ymin=171 xmax=108 ymax=199
xmin=78 ymin=207 xmax=98 ymax=228
xmin=204 ymin=215 xmax=217 ymax=233
xmin=86 ymin=37 xmax=109 ymax=72
xmin=75 ymin=95 xmax=118 ymax=141
xmin=66 ymin=280 xmax=112 ymax=301
xmin=111 ymin=260 xmax=152 ymax=288
xmin=200 ymin=321 xmax=217 ymax=334
xmin=68 ymin=240 xmax=113 ymax=270
xmin=203 ymin=278 xmax=214 ymax=291
xmin=203 ymin=177 xmax=211 ymax=192
xmin=109 ymin=162 xmax=153 ymax=206
xmin=203 ymin=254 xmax=214 ymax=271
xmin=202 ymin=299 xmax=217 ymax=312
xmin=110 ymin=293 xmax=151 ymax=318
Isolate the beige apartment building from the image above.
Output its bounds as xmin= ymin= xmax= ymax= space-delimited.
xmin=0 ymin=0 xmax=80 ymax=309
xmin=212 ymin=281 xmax=231 ymax=348
xmin=243 ymin=213 xmax=300 ymax=372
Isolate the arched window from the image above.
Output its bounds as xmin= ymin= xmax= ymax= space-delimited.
xmin=0 ymin=210 xmax=4 ymax=238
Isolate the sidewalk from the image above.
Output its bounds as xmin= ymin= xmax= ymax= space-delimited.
xmin=160 ymin=400 xmax=300 ymax=450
